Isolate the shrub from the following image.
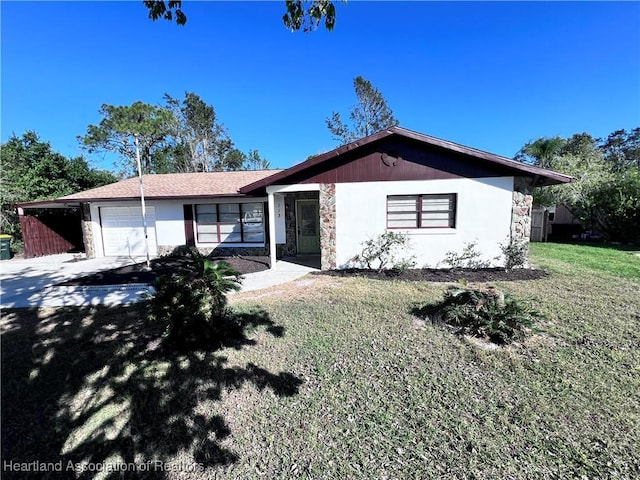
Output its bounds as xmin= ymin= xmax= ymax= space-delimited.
xmin=352 ymin=231 xmax=416 ymax=272
xmin=428 ymin=285 xmax=541 ymax=344
xmin=441 ymin=241 xmax=491 ymax=268
xmin=500 ymin=238 xmax=529 ymax=269
xmin=148 ymin=250 xmax=242 ymax=348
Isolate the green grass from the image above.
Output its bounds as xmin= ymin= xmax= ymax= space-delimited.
xmin=2 ymin=245 xmax=639 ymax=479
xmin=530 ymin=241 xmax=640 ymax=279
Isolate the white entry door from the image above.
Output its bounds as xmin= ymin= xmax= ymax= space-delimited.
xmin=100 ymin=206 xmax=158 ymax=256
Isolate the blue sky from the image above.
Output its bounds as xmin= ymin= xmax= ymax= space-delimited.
xmin=2 ymin=1 xmax=639 ymax=171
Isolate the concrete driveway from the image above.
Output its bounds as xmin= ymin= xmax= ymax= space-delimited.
xmin=0 ymin=254 xmax=318 ymax=309
xmin=0 ymin=254 xmax=151 ymax=308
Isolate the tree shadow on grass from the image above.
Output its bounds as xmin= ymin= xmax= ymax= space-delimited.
xmin=164 ymin=307 xmax=286 ymax=354
xmin=1 ymin=303 xmax=301 ymax=479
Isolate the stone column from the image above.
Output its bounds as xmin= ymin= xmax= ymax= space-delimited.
xmin=80 ymin=203 xmax=95 ymax=258
xmin=319 ymin=183 xmax=336 ymax=270
xmin=510 ymin=191 xmax=533 ymax=264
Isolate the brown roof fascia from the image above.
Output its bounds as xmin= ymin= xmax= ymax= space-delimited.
xmin=239 ymin=126 xmax=573 ymax=193
xmin=16 ymin=199 xmax=78 ymax=209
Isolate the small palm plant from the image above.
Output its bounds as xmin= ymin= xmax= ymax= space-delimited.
xmin=431 ymin=285 xmax=541 ymax=344
xmin=149 ymin=250 xmax=242 ymax=348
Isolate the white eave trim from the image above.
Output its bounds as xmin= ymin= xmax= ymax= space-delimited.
xmin=266 ymin=183 xmax=321 ymax=194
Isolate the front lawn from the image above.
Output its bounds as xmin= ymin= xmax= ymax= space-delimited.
xmin=530 ymin=241 xmax=640 ymax=279
xmin=2 ymin=245 xmax=639 ymax=479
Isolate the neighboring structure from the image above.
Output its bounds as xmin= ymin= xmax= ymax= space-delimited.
xmin=18 ymin=127 xmax=572 ymax=269
xmin=531 ymin=204 xmax=582 ymax=242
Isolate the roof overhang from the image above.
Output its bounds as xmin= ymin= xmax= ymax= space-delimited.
xmin=17 ymin=193 xmax=264 ymax=209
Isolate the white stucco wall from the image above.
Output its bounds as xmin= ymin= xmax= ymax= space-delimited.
xmin=90 ymin=198 xmax=269 ymax=257
xmin=335 ymin=177 xmax=514 ymax=268
xmin=90 ymin=200 xmax=186 ymax=257
xmin=273 ymin=194 xmax=286 ymax=244
xmin=154 ymin=202 xmax=187 ymax=247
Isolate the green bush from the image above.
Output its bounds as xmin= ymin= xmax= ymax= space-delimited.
xmin=352 ymin=231 xmax=416 ymax=272
xmin=500 ymin=238 xmax=529 ymax=269
xmin=148 ymin=250 xmax=242 ymax=348
xmin=429 ymin=285 xmax=541 ymax=344
xmin=441 ymin=241 xmax=490 ymax=268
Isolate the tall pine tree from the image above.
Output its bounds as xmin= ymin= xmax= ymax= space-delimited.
xmin=326 ymin=76 xmax=399 ymax=144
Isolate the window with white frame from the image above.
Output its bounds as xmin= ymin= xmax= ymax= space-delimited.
xmin=387 ymin=194 xmax=456 ymax=229
xmin=195 ymin=202 xmax=265 ymax=243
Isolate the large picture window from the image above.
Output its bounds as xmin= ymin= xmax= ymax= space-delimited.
xmin=195 ymin=202 xmax=264 ymax=244
xmin=387 ymin=194 xmax=456 ymax=229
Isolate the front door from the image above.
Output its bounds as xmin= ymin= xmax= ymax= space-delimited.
xmin=296 ymin=200 xmax=320 ymax=254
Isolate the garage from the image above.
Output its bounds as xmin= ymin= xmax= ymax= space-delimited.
xmin=100 ymin=206 xmax=158 ymax=256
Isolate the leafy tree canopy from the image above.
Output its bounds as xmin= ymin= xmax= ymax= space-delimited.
xmin=143 ymin=0 xmax=340 ymax=32
xmin=79 ymin=102 xmax=174 ymax=176
xmin=144 ymin=0 xmax=186 ymax=25
xmin=326 ymin=76 xmax=399 ymax=145
xmin=164 ymin=92 xmax=232 ymax=172
xmin=1 ymin=132 xmax=117 ymax=238
xmin=80 ymin=94 xmax=270 ymax=175
xmin=516 ymin=128 xmax=640 ymax=242
xmin=514 ymin=136 xmax=566 ymax=169
xmin=600 ymin=128 xmax=640 ymax=172
xmin=222 ymin=149 xmax=272 ymax=171
xmin=245 ymin=149 xmax=271 ymax=170
xmin=282 ymin=0 xmax=337 ymax=32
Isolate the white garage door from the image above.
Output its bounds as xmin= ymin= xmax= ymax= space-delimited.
xmin=100 ymin=206 xmax=158 ymax=256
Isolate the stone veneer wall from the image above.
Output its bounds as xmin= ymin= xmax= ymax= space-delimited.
xmin=282 ymin=191 xmax=319 ymax=257
xmin=80 ymin=203 xmax=95 ymax=258
xmin=319 ymin=183 xmax=336 ymax=270
xmin=511 ymin=188 xmax=533 ymax=266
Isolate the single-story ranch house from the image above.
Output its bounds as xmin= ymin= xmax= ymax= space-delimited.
xmin=18 ymin=127 xmax=572 ymax=269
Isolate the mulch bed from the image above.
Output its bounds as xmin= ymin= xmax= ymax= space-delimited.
xmin=57 ymin=256 xmax=270 ymax=287
xmin=59 ymin=255 xmax=547 ymax=287
xmin=314 ymin=267 xmax=549 ymax=283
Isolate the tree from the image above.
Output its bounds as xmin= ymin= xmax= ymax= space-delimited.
xmin=79 ymin=102 xmax=174 ymax=176
xmin=516 ymin=129 xmax=640 ymax=242
xmin=531 ymin=134 xmax=609 ymax=209
xmin=245 ymin=149 xmax=271 ymax=170
xmin=143 ymin=0 xmax=339 ymax=32
xmin=326 ymin=76 xmax=399 ymax=145
xmin=219 ymin=148 xmax=271 ymax=171
xmin=221 ymin=149 xmax=248 ymax=172
xmin=1 ymin=132 xmax=117 ymax=239
xmin=600 ymin=128 xmax=640 ymax=172
xmin=163 ymin=92 xmax=270 ymax=171
xmin=143 ymin=0 xmax=186 ymax=25
xmin=81 ymin=94 xmax=269 ymax=175
xmin=164 ymin=92 xmax=233 ymax=172
xmin=580 ymin=169 xmax=640 ymax=243
xmin=282 ymin=0 xmax=337 ymax=32
xmin=514 ymin=136 xmax=566 ymax=169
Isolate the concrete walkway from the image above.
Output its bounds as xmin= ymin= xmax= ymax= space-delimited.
xmin=0 ymin=254 xmax=317 ymax=309
xmin=234 ymin=259 xmax=318 ymax=294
